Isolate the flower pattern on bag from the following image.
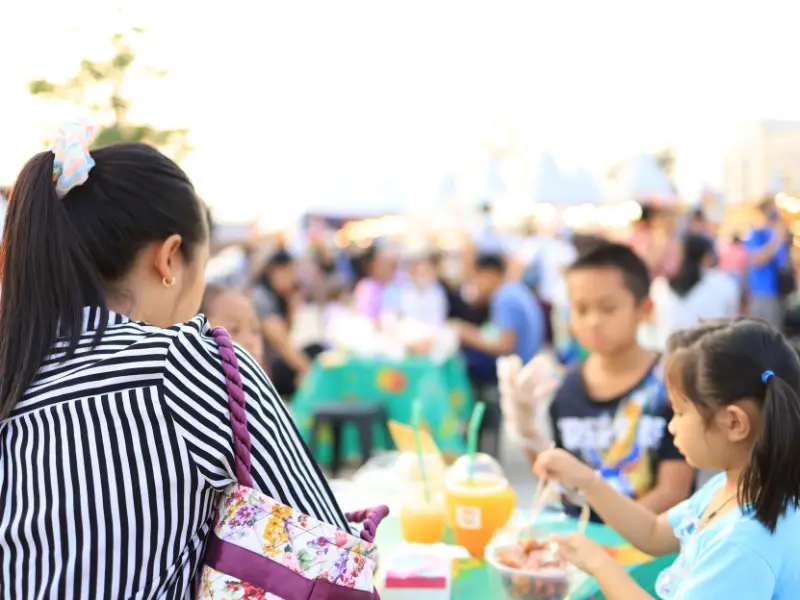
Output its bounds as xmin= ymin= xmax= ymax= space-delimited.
xmin=198 ymin=483 xmax=378 ymax=599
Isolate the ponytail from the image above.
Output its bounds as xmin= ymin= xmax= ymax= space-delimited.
xmin=667 ymin=262 xmax=702 ymax=296
xmin=0 ymin=152 xmax=105 ymax=418
xmin=668 ymin=233 xmax=713 ymax=297
xmin=740 ymin=374 xmax=800 ymax=532
xmin=0 ymin=138 xmax=206 ymax=420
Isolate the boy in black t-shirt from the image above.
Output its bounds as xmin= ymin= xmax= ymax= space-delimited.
xmin=548 ymin=243 xmax=693 ymax=520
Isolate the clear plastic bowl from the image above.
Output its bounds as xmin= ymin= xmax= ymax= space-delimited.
xmin=485 ymin=538 xmax=573 ymax=600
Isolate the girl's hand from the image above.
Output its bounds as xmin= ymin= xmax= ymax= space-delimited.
xmin=549 ymin=533 xmax=613 ymax=575
xmin=533 ymin=448 xmax=596 ymax=491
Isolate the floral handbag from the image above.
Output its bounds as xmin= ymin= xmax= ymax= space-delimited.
xmin=199 ymin=328 xmax=389 ymax=599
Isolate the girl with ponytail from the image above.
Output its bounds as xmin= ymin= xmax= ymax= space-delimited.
xmin=649 ymin=233 xmax=740 ymax=350
xmin=533 ymin=318 xmax=800 ymax=599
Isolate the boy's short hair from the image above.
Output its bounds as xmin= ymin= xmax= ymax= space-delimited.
xmin=474 ymin=253 xmax=506 ymax=274
xmin=568 ymin=242 xmax=651 ymax=302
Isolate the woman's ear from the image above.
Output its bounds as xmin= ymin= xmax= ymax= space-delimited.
xmin=153 ymin=234 xmax=183 ymax=280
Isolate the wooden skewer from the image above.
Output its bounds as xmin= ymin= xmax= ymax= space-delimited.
xmin=527 ymin=480 xmax=557 ymax=537
xmin=526 ymin=441 xmax=557 ymax=538
xmin=577 ymin=502 xmax=590 ymax=534
xmin=531 ymin=476 xmax=546 ymax=516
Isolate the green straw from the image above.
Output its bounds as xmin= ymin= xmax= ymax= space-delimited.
xmin=411 ymin=399 xmax=431 ymax=504
xmin=466 ymin=402 xmax=486 ymax=484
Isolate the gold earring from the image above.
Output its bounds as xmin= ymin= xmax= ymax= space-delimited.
xmin=162 ymin=276 xmax=176 ymax=288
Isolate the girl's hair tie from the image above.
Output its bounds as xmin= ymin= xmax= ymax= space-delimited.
xmin=761 ymin=370 xmax=775 ymax=383
xmin=50 ymin=120 xmax=98 ymax=199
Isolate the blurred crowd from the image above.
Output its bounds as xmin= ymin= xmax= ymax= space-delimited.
xmin=203 ymin=193 xmax=798 ymax=408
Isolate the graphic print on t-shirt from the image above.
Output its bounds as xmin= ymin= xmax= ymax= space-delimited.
xmin=551 ymin=360 xmax=677 ymax=499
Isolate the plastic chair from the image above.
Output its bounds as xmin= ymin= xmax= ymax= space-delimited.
xmin=310 ymin=402 xmax=389 ymax=476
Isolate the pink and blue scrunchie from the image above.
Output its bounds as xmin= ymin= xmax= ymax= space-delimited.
xmin=50 ymin=120 xmax=97 ymax=199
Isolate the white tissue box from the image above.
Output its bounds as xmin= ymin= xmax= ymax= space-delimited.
xmin=381 ymin=543 xmax=468 ymax=600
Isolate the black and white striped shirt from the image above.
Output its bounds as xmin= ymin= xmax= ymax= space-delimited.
xmin=0 ymin=307 xmax=347 ymax=599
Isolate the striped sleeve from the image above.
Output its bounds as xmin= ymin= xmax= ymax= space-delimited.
xmin=160 ymin=317 xmax=349 ymax=530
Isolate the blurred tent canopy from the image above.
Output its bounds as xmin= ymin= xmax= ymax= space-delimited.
xmin=612 ymin=152 xmax=677 ymax=206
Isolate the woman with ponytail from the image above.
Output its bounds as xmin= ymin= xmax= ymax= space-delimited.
xmin=534 ymin=318 xmax=800 ymax=598
xmin=649 ymin=233 xmax=740 ymax=350
xmin=0 ymin=122 xmax=349 ymax=598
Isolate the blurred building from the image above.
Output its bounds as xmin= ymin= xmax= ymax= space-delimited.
xmin=724 ymin=120 xmax=800 ymax=205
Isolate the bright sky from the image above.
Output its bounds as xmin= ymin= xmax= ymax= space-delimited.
xmin=2 ymin=1 xmax=800 ymax=223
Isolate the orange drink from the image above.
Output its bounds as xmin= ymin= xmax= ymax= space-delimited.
xmin=445 ymin=459 xmax=516 ymax=556
xmin=395 ymin=452 xmax=448 ymax=545
xmin=399 ymin=495 xmax=447 ymax=544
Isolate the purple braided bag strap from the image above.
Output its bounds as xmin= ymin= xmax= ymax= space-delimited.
xmin=212 ymin=327 xmax=389 ymax=542
xmin=212 ymin=327 xmax=254 ymax=488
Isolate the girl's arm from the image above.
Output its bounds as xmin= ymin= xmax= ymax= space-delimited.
xmin=555 ymin=534 xmax=655 ymax=599
xmin=536 ymin=449 xmax=680 ymax=557
xmin=583 ymin=476 xmax=680 ymax=557
xmin=593 ymin=562 xmax=655 ymax=600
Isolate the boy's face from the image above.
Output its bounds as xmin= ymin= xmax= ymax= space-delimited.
xmin=472 ymin=268 xmax=503 ymax=302
xmin=207 ymin=291 xmax=264 ymax=365
xmin=566 ymin=266 xmax=651 ymax=355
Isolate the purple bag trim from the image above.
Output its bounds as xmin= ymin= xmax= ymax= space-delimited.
xmin=212 ymin=327 xmax=254 ymax=488
xmin=212 ymin=327 xmax=388 ymax=543
xmin=345 ymin=506 xmax=390 ymax=544
xmin=205 ymin=533 xmax=381 ymax=600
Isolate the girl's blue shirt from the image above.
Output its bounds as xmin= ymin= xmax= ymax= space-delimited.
xmin=656 ymin=472 xmax=800 ymax=599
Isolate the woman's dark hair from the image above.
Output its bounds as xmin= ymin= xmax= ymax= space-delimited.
xmin=266 ymin=249 xmax=294 ymax=270
xmin=256 ymin=249 xmax=296 ymax=315
xmin=0 ymin=143 xmax=207 ymax=418
xmin=667 ymin=318 xmax=800 ymax=532
xmin=668 ymin=234 xmax=713 ymax=296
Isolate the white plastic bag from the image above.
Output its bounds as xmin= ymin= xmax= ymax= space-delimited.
xmin=497 ymin=352 xmax=563 ymax=451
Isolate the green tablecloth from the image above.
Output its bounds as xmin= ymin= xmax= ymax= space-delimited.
xmin=375 ymin=512 xmax=675 ymax=599
xmin=292 ymin=354 xmax=475 ymax=466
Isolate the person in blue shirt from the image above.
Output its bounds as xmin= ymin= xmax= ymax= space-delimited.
xmin=745 ymin=199 xmax=792 ymax=329
xmin=455 ymin=253 xmax=544 ymax=363
xmin=455 ymin=254 xmax=545 ymax=456
xmin=535 ymin=318 xmax=800 ymax=599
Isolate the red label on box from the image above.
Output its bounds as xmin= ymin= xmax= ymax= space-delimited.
xmin=384 ymin=574 xmax=447 ymax=589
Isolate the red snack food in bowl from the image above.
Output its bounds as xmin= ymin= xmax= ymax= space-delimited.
xmin=490 ymin=539 xmax=571 ymax=599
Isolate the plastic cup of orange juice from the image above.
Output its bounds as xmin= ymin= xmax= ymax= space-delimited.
xmin=444 ymin=454 xmax=516 ymax=557
xmin=395 ymin=453 xmax=448 ymax=544
xmin=399 ymin=486 xmax=447 ymax=544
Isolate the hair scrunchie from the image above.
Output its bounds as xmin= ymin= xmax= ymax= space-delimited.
xmin=50 ymin=120 xmax=98 ymax=199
